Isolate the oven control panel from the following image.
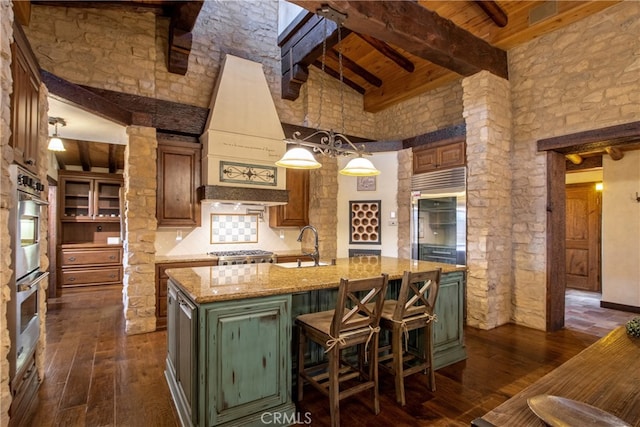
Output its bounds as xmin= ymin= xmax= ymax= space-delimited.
xmin=15 ymin=166 xmax=45 ymax=197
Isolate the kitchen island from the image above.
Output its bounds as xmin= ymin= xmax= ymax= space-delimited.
xmin=165 ymin=256 xmax=466 ymax=427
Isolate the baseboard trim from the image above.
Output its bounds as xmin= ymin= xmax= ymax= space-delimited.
xmin=600 ymin=301 xmax=640 ymax=314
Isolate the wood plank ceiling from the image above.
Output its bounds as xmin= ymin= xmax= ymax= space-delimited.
xmin=281 ymin=1 xmax=620 ymax=112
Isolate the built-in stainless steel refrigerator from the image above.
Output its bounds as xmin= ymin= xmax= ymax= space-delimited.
xmin=411 ymin=167 xmax=466 ymax=265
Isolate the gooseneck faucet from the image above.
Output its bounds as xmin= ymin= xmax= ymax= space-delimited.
xmin=297 ymin=225 xmax=320 ymax=266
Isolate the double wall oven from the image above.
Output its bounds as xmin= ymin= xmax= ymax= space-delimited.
xmin=8 ymin=164 xmax=49 ymax=394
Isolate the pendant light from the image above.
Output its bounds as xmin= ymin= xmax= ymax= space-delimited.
xmin=277 ymin=6 xmax=380 ymax=177
xmin=48 ymin=117 xmax=66 ymax=152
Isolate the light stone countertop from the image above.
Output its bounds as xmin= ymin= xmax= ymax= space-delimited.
xmin=154 ymin=250 xmax=309 ymax=264
xmin=166 ymin=256 xmax=466 ymax=304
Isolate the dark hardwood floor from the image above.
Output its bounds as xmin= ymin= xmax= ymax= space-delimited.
xmin=21 ymin=286 xmax=622 ymax=426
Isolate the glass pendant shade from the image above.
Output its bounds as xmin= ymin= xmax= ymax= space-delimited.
xmin=339 ymin=156 xmax=380 ymax=176
xmin=275 ymin=146 xmax=322 ymax=169
xmin=47 ymin=136 xmax=65 ymax=152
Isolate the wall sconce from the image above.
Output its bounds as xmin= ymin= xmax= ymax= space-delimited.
xmin=48 ymin=117 xmax=66 ymax=151
xmin=595 ymin=182 xmax=603 ymax=192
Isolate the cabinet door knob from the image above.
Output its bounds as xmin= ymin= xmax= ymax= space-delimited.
xmin=109 ymin=255 xmax=116 ymax=260
xmin=109 ymin=274 xmax=116 ymax=278
xmin=68 ymin=256 xmax=76 ymax=262
xmin=68 ymin=277 xmax=75 ymax=282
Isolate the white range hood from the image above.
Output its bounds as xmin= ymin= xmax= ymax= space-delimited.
xmin=199 ymin=54 xmax=288 ymax=206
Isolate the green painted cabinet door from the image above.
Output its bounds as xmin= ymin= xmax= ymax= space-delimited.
xmin=201 ymin=295 xmax=292 ymax=426
xmin=432 ymin=271 xmax=467 ymax=368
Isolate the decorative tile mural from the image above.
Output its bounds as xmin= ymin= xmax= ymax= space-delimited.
xmin=211 ymin=214 xmax=259 ymax=243
xmin=219 ymin=161 xmax=278 ymax=186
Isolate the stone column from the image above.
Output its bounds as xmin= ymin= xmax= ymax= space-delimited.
xmin=397 ymin=148 xmax=412 ymax=259
xmin=123 ymin=126 xmax=157 ymax=334
xmin=0 ymin=3 xmax=14 ymax=425
xmin=462 ymin=71 xmax=513 ymax=330
xmin=307 ymin=157 xmax=338 ymax=260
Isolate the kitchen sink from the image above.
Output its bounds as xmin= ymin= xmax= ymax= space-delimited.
xmin=275 ymin=261 xmax=330 ymax=268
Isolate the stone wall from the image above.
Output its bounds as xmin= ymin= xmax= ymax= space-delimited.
xmin=463 ymin=71 xmax=512 ymax=330
xmin=0 ymin=3 xmax=14 ymax=425
xmin=122 ymin=126 xmax=157 ymax=334
xmin=307 ymin=157 xmax=338 ymax=260
xmin=508 ymin=1 xmax=640 ymax=329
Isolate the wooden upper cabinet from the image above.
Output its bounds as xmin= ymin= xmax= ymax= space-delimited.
xmin=413 ymin=140 xmax=465 ymax=174
xmin=157 ymin=140 xmax=201 ymax=227
xmin=269 ymin=168 xmax=309 ymax=227
xmin=10 ymin=23 xmax=41 ymax=172
xmin=59 ymin=171 xmax=123 ymax=222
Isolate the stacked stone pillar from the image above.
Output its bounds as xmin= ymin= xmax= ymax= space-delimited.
xmin=462 ymin=71 xmax=513 ymax=329
xmin=397 ymin=148 xmax=412 ymax=259
xmin=307 ymin=157 xmax=338 ymax=260
xmin=123 ymin=126 xmax=157 ymax=334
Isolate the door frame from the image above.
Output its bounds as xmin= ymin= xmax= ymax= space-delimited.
xmin=538 ymin=121 xmax=640 ymax=331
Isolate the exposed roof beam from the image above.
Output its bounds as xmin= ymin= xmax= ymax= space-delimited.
xmin=538 ymin=121 xmax=640 ymax=153
xmin=474 ymin=1 xmax=508 ymax=28
xmin=54 ymin=153 xmax=66 ymax=171
xmin=108 ymin=144 xmax=118 ymax=173
xmin=167 ymin=1 xmax=203 ymax=75
xmin=328 ymin=49 xmax=382 ymax=87
xmin=289 ymin=1 xmax=508 ymax=80
xmin=565 ymin=154 xmax=583 ymax=165
xmin=312 ymin=61 xmax=365 ymax=95
xmin=77 ymin=141 xmax=92 ymax=171
xmin=280 ymin=14 xmax=351 ymax=101
xmin=565 ymin=155 xmax=602 ymax=172
xmin=42 ymin=70 xmax=133 ymax=126
xmin=355 ymin=33 xmax=415 ymax=73
xmin=605 ymin=146 xmax=624 ymax=161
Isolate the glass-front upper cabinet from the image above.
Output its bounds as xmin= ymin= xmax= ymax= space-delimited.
xmin=59 ymin=172 xmax=122 ymax=222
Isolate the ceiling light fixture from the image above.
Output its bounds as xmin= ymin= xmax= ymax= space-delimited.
xmin=48 ymin=117 xmax=66 ymax=152
xmin=276 ymin=6 xmax=380 ymax=177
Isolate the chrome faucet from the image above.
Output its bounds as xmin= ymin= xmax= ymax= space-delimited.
xmin=297 ymin=225 xmax=320 ymax=266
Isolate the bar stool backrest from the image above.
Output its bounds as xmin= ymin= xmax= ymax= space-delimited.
xmin=392 ymin=269 xmax=441 ymax=321
xmin=331 ymin=274 xmax=389 ymax=338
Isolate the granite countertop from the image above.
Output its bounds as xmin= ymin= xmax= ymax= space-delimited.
xmin=154 ymin=250 xmax=309 ymax=264
xmin=166 ymin=256 xmax=466 ymax=304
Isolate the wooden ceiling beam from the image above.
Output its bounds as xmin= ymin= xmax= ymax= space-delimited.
xmin=42 ymin=70 xmax=133 ymax=126
xmin=312 ymin=61 xmax=365 ymax=95
xmin=289 ymin=1 xmax=508 ymax=80
xmin=538 ymin=121 xmax=640 ymax=153
xmin=77 ymin=141 xmax=92 ymax=171
xmin=565 ymin=154 xmax=583 ymax=165
xmin=167 ymin=1 xmax=203 ymax=75
xmin=54 ymin=153 xmax=66 ymax=171
xmin=565 ymin=155 xmax=602 ymax=172
xmin=280 ymin=14 xmax=351 ymax=101
xmin=605 ymin=147 xmax=624 ymax=161
xmin=108 ymin=144 xmax=118 ymax=173
xmin=474 ymin=1 xmax=508 ymax=28
xmin=328 ymin=49 xmax=382 ymax=87
xmin=355 ymin=33 xmax=415 ymax=73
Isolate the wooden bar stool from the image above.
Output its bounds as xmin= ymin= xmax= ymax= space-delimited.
xmin=378 ymin=269 xmax=440 ymax=406
xmin=296 ymin=274 xmax=389 ymax=427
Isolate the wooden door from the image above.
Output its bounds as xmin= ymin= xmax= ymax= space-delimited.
xmin=565 ymin=183 xmax=601 ymax=291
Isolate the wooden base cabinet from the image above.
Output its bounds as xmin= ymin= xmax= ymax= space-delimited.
xmin=166 ymin=283 xmax=296 ymax=427
xmin=59 ymin=246 xmax=123 ymax=288
xmin=156 ymin=260 xmax=218 ymax=330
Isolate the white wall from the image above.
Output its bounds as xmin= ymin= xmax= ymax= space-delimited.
xmin=601 ymin=150 xmax=640 ymax=307
xmin=336 ymin=151 xmax=399 ymax=258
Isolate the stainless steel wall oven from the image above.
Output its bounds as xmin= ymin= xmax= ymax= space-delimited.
xmin=8 ymin=164 xmax=49 ymax=399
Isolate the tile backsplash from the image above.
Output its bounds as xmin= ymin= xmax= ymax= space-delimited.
xmin=155 ymin=203 xmax=301 ymax=256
